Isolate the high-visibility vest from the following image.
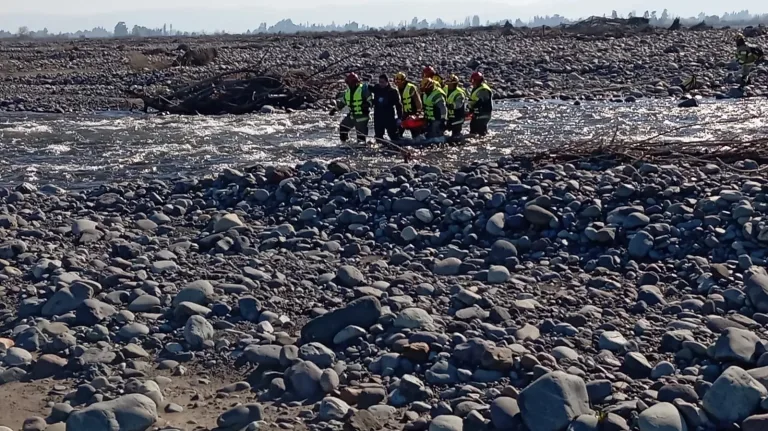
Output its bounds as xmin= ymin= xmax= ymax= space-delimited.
xmin=469 ymin=83 xmax=493 ymax=118
xmin=446 ymin=87 xmax=466 ymax=124
xmin=344 ymin=85 xmax=369 ymax=117
xmin=423 ymin=88 xmax=446 ymax=121
xmin=401 ymin=82 xmax=418 ymax=114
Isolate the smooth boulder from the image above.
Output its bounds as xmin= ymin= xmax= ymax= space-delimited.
xmin=638 ymin=402 xmax=688 ymax=431
xmin=184 ymin=315 xmax=214 ymax=349
xmin=490 ymin=397 xmax=520 ymax=430
xmin=301 ymin=296 xmax=382 ymax=345
xmin=429 ymin=415 xmax=463 ymax=431
xmin=518 ymin=371 xmax=591 ymax=431
xmin=216 ymin=403 xmax=263 ymax=429
xmin=702 ymin=366 xmax=767 ymax=426
xmin=65 ymin=394 xmax=157 ymax=431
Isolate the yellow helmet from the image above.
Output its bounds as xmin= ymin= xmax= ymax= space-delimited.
xmin=420 ymin=78 xmax=435 ymax=91
xmin=395 ymin=72 xmax=407 ymax=82
xmin=446 ymin=74 xmax=460 ymax=85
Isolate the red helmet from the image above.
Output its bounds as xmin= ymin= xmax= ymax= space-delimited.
xmin=422 ymin=66 xmax=436 ymax=78
xmin=345 ymin=73 xmax=360 ymax=85
xmin=470 ymin=71 xmax=484 ymax=83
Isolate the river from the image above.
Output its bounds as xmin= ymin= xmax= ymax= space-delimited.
xmin=1 ymin=98 xmax=767 ymax=188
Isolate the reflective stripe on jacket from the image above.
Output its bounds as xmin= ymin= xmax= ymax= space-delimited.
xmin=469 ymin=83 xmax=493 ymax=119
xmin=424 ymin=88 xmax=446 ymax=121
xmin=343 ymin=84 xmax=370 ymax=118
xmin=402 ymin=82 xmax=418 ymax=114
xmin=446 ymin=87 xmax=466 ymax=125
xmin=736 ymin=45 xmax=762 ymax=65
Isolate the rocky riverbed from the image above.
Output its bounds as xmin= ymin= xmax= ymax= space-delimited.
xmin=0 ymin=27 xmax=766 ymax=113
xmin=2 ymin=154 xmax=768 ymax=431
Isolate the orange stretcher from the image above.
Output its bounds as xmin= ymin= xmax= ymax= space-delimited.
xmin=401 ymin=113 xmax=473 ymax=130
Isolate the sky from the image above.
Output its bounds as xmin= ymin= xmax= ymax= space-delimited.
xmin=2 ymin=0 xmax=766 ymax=33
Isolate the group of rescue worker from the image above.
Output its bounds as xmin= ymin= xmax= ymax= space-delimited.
xmin=331 ymin=66 xmax=493 ymax=143
xmin=329 ymin=34 xmax=762 ymax=145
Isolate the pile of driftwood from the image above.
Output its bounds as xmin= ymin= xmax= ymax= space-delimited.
xmin=517 ymin=114 xmax=768 ymax=170
xmin=126 ymin=67 xmax=324 ymax=115
xmin=564 ymin=16 xmax=654 ymax=36
xmin=125 ymin=48 xmax=372 ymax=115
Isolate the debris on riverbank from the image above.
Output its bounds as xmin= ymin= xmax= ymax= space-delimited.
xmin=125 ymin=67 xmax=322 ymax=114
xmin=519 ymin=113 xmax=768 ymax=168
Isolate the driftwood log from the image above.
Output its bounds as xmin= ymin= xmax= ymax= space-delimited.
xmin=514 ymin=112 xmax=768 ymax=170
xmin=125 ymin=68 xmax=324 ymax=115
xmin=125 ymin=48 xmax=369 ymax=115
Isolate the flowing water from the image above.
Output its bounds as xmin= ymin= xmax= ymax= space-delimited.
xmin=1 ymin=99 xmax=767 ymax=188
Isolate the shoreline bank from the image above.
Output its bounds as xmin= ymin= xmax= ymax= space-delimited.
xmin=1 ymin=28 xmax=765 ymax=114
xmin=1 ymin=154 xmax=768 ymax=429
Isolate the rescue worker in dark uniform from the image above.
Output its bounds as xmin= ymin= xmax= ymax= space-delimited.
xmin=445 ymin=74 xmax=467 ymax=137
xmin=370 ymin=74 xmax=403 ymax=142
xmin=421 ymin=78 xmax=447 ymax=139
xmin=467 ymin=71 xmax=493 ymax=136
xmin=735 ymin=33 xmax=764 ymax=89
xmin=394 ymin=72 xmax=423 ymax=138
xmin=330 ymin=73 xmax=372 ymax=142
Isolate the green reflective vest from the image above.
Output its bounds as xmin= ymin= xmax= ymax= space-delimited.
xmin=446 ymin=87 xmax=466 ymax=122
xmin=402 ymin=82 xmax=418 ymax=114
xmin=424 ymin=88 xmax=446 ymax=121
xmin=344 ymin=85 xmax=368 ymax=117
xmin=736 ymin=45 xmax=762 ymax=65
xmin=469 ymin=83 xmax=493 ymax=118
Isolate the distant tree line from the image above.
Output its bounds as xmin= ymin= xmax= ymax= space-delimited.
xmin=2 ymin=9 xmax=768 ymax=39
